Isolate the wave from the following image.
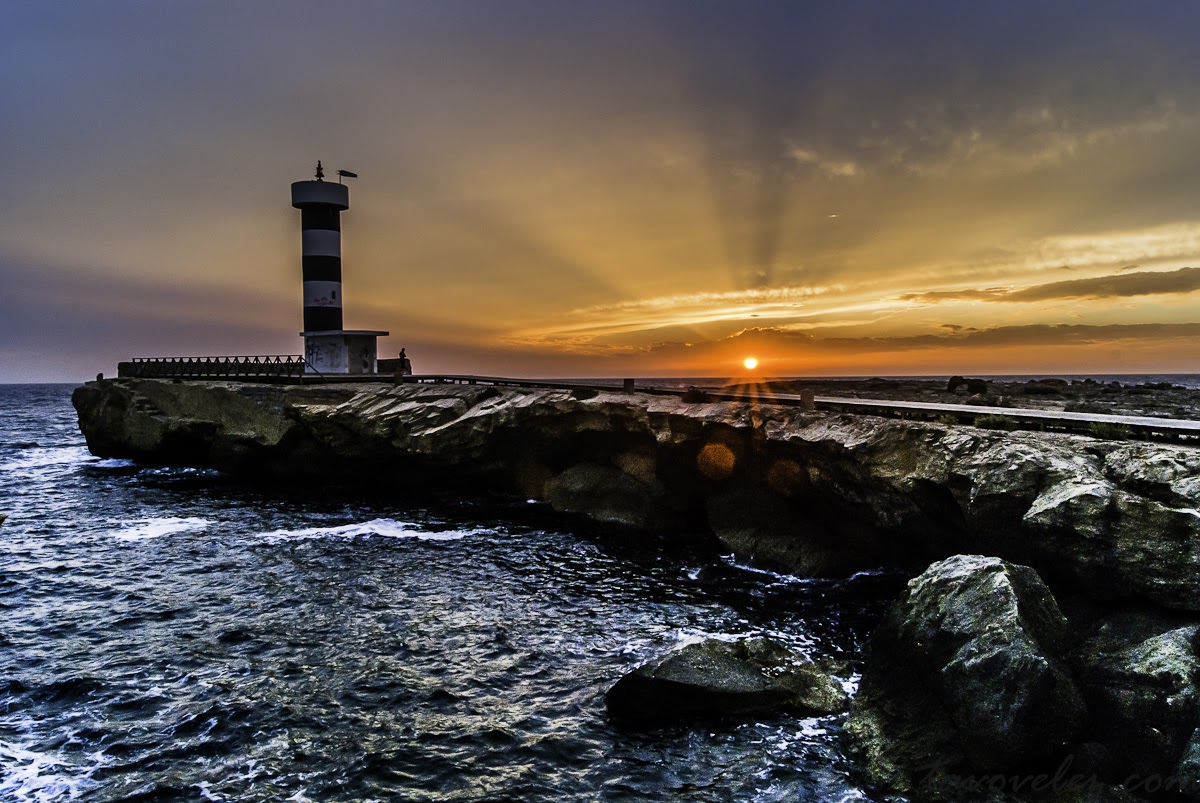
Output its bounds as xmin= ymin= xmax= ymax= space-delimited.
xmin=255 ymin=518 xmax=486 ymax=543
xmin=0 ymin=446 xmax=92 ymax=475
xmin=718 ymin=554 xmax=811 ymax=583
xmin=112 ymin=517 xmax=212 ymax=541
xmin=89 ymin=458 xmax=137 ymax=469
xmin=0 ymin=739 xmax=104 ymax=802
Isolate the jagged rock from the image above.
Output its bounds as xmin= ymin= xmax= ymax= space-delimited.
xmin=72 ymin=379 xmax=1200 ymax=610
xmin=847 ymin=555 xmax=1085 ymax=795
xmin=605 ymin=637 xmax=847 ymax=723
xmin=1176 ymin=732 xmax=1200 ymax=800
xmin=1079 ymin=624 xmax=1200 ymax=781
xmin=947 ymin=376 xmax=989 ymax=395
xmin=1022 ymin=382 xmax=1065 ymax=396
xmin=705 ymin=486 xmax=884 ymax=576
xmin=71 ymin=379 xmax=327 ymax=468
xmin=544 ymin=462 xmax=680 ymax=530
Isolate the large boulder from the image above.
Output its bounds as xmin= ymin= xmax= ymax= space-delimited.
xmin=847 ymin=555 xmax=1086 ymax=795
xmin=854 ymin=424 xmax=1200 ymax=612
xmin=544 ymin=462 xmax=681 ymax=530
xmin=71 ymin=379 xmax=346 ymax=469
xmin=1021 ymin=473 xmax=1200 ymax=612
xmin=1078 ymin=623 xmax=1200 ymax=782
xmin=704 ymin=486 xmax=882 ymax=577
xmin=605 ymin=637 xmax=848 ymax=724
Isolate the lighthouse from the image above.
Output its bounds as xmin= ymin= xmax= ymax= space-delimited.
xmin=291 ymin=162 xmax=387 ymax=374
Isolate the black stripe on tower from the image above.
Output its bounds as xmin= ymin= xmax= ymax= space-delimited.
xmin=302 ymin=256 xmax=342 ymax=282
xmin=304 ymin=306 xmax=343 ymax=332
xmin=301 ymin=206 xmax=340 ymax=231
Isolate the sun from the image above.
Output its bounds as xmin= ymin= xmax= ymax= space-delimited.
xmin=743 ymin=356 xmax=759 ymax=370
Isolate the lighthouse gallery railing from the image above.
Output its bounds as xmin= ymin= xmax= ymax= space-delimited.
xmin=118 ymin=355 xmax=306 ymax=379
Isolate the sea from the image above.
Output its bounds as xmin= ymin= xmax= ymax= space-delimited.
xmin=5 ymin=376 xmax=1195 ymax=801
xmin=0 ymin=383 xmax=909 ymax=803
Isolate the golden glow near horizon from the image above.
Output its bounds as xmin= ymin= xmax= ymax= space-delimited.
xmin=743 ymin=357 xmax=759 ymax=371
xmin=4 ymin=3 xmax=1200 ymax=381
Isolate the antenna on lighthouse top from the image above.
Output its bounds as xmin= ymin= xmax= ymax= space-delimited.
xmin=314 ymin=160 xmax=325 ymax=181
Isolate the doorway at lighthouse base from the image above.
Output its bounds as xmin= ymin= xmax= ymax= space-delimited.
xmin=302 ymin=331 xmax=388 ymax=374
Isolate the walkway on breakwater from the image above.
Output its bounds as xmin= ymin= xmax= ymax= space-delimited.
xmin=111 ymin=368 xmax=1200 ymax=442
xmin=400 ymin=374 xmax=1200 ymax=443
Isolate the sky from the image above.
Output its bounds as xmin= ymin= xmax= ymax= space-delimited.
xmin=4 ymin=0 xmax=1200 ymax=382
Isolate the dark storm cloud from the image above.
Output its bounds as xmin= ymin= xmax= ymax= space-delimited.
xmin=1008 ymin=267 xmax=1200 ymax=301
xmin=940 ymin=322 xmax=1200 ymax=348
xmin=631 ymin=322 xmax=1200 ymax=364
xmin=714 ymin=322 xmax=1200 ymax=354
xmin=901 ymin=267 xmax=1200 ymax=303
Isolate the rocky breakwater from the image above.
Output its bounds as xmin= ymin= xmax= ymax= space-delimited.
xmin=74 ymin=378 xmax=1200 ymax=605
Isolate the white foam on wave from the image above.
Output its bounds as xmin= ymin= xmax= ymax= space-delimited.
xmin=718 ymin=554 xmax=809 ymax=584
xmin=113 ymin=517 xmax=212 ymax=541
xmin=671 ymin=629 xmax=746 ymax=647
xmin=793 ymin=716 xmax=830 ymax=739
xmin=0 ymin=739 xmax=102 ymax=802
xmin=255 ymin=518 xmax=484 ymax=543
xmin=616 ymin=629 xmax=789 ymax=659
xmin=90 ymin=458 xmax=137 ymax=469
xmin=0 ymin=446 xmax=93 ymax=476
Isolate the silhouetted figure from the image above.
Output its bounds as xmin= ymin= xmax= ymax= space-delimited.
xmin=399 ymin=348 xmax=413 ymax=376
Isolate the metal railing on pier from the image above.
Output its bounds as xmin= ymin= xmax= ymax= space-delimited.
xmin=118 ymin=355 xmax=306 ymax=380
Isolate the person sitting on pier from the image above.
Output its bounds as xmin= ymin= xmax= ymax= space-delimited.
xmin=400 ymin=348 xmax=413 ymax=376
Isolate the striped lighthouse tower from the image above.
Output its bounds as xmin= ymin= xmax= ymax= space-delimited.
xmin=291 ymin=161 xmax=347 ymax=332
xmin=290 ymin=162 xmax=387 ymax=375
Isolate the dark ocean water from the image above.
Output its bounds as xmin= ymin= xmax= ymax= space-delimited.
xmin=0 ymin=384 xmax=911 ymax=802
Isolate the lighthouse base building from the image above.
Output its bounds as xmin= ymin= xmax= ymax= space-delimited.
xmin=301 ymin=330 xmax=387 ymax=375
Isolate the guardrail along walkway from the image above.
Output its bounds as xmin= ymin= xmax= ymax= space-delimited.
xmin=118 ymin=355 xmax=305 ymax=379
